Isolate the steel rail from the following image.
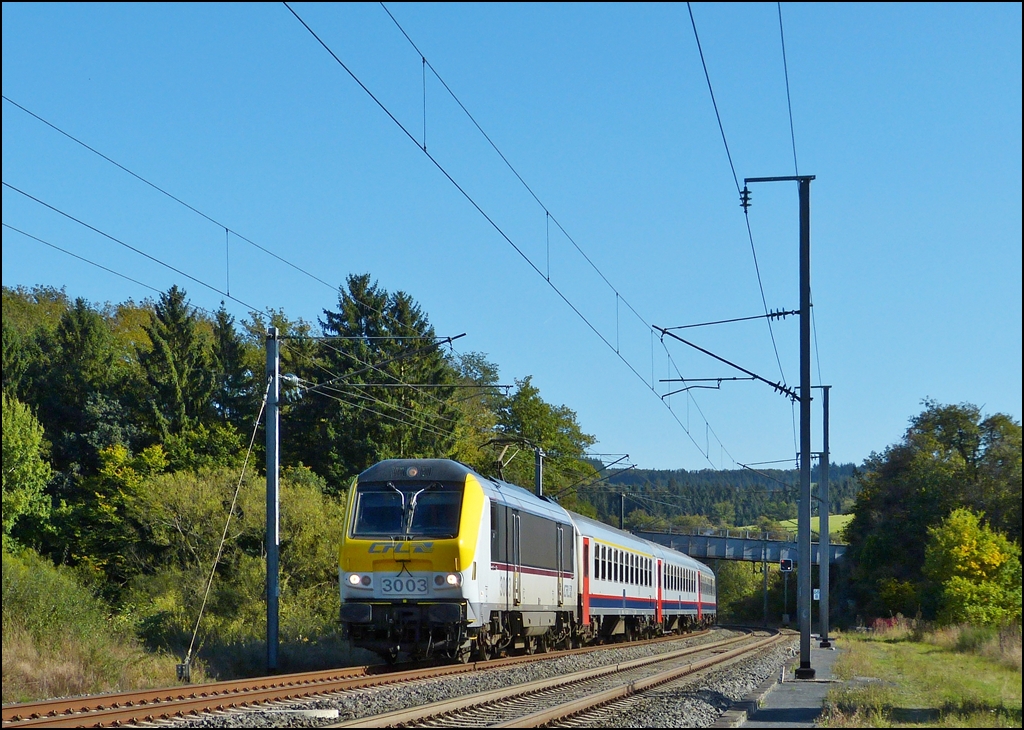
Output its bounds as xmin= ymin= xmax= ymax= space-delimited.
xmin=499 ymin=632 xmax=783 ymax=727
xmin=2 ymin=631 xmax=711 ymax=728
xmin=330 ymin=631 xmax=774 ymax=728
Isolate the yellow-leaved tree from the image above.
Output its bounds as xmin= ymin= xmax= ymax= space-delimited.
xmin=923 ymin=508 xmax=1022 ymax=626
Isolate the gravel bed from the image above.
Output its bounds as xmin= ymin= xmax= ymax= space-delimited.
xmin=157 ymin=629 xmax=741 ymax=728
xmin=562 ymin=638 xmax=799 ymax=728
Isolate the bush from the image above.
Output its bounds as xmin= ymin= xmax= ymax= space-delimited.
xmin=123 ymin=465 xmax=349 ymax=665
xmin=2 ymin=548 xmax=186 ymax=703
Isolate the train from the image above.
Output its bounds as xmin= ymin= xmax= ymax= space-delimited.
xmin=338 ymin=458 xmax=716 ymax=662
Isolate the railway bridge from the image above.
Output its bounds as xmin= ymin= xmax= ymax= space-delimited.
xmin=631 ymin=527 xmax=846 ymax=565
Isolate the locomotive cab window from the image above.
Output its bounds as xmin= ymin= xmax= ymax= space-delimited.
xmin=352 ymin=481 xmax=463 ymax=538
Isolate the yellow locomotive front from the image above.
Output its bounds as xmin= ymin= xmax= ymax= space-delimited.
xmin=339 ymin=459 xmax=484 ymax=662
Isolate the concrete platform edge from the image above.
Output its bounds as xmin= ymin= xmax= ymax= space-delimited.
xmin=709 ymin=669 xmax=782 ymax=728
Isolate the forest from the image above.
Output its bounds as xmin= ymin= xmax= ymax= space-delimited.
xmin=3 ymin=277 xmax=1021 ymax=702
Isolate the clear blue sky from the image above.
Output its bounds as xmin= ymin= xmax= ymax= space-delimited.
xmin=3 ymin=3 xmax=1021 ymax=471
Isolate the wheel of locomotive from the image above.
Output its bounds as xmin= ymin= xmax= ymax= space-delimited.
xmin=472 ymin=628 xmax=489 ymax=662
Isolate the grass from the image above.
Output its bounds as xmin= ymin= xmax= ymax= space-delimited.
xmin=2 ymin=547 xmax=382 ymax=704
xmin=2 ymin=548 xmax=190 ymax=704
xmin=821 ymin=621 xmax=1022 ymax=728
xmin=777 ymin=513 xmax=854 ymax=540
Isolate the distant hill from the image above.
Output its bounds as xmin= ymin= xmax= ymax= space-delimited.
xmin=581 ymin=463 xmax=859 ymax=531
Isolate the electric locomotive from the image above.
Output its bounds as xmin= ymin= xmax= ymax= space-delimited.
xmin=338 ymin=459 xmax=577 ymax=662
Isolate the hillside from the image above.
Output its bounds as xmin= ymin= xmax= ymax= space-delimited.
xmin=584 ymin=463 xmax=859 ymax=531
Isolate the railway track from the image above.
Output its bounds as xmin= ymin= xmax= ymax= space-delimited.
xmin=329 ymin=629 xmax=783 ymax=728
xmin=1 ymin=630 xmax=713 ymax=728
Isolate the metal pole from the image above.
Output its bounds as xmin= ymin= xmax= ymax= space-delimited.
xmin=784 ymin=571 xmax=789 ymax=623
xmin=535 ymin=446 xmax=545 ymax=498
xmin=620 ymin=493 xmax=625 ymax=530
xmin=819 ymin=386 xmax=832 ymax=648
xmin=265 ymin=327 xmax=280 ymax=672
xmin=796 ymin=177 xmax=815 ymax=679
xmin=762 ymin=550 xmax=769 ymax=628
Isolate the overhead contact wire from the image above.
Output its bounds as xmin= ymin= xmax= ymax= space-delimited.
xmin=1 ymin=95 xmax=440 ymax=346
xmin=295 ymin=2 xmax=718 ymax=467
xmin=2 ymin=181 xmax=270 ymax=316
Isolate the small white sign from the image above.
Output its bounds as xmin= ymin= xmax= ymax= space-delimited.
xmin=813 ymin=588 xmax=821 ymax=601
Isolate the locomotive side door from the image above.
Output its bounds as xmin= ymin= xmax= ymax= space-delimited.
xmin=556 ymin=523 xmax=565 ymax=606
xmin=512 ymin=512 xmax=522 ymax=606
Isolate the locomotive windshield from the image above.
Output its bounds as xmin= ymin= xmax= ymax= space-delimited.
xmin=352 ymin=481 xmax=464 ymax=538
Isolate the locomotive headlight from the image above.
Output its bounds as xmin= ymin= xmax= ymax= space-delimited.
xmin=434 ymin=572 xmax=461 ymax=588
xmin=347 ymin=573 xmax=361 ymax=586
xmin=347 ymin=573 xmax=371 ymax=587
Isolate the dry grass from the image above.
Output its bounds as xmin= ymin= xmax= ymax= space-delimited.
xmin=924 ymin=624 xmax=1022 ymax=673
xmin=821 ymin=623 xmax=1022 ymax=728
xmin=1 ymin=621 xmax=186 ymax=704
xmin=2 ymin=549 xmax=192 ymax=704
xmin=2 ymin=548 xmax=381 ymax=704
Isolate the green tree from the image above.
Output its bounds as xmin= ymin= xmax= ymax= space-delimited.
xmin=493 ymin=376 xmax=598 ymax=498
xmin=2 ymin=394 xmax=52 ymax=540
xmin=124 ymin=465 xmax=346 ymax=647
xmin=845 ymin=401 xmax=1022 ymax=619
xmin=447 ymin=352 xmax=504 ymax=474
xmin=286 ymin=275 xmax=460 ymax=492
xmin=923 ymin=508 xmax=1022 ymax=626
xmin=2 ymin=319 xmax=33 ymax=398
xmin=625 ymin=508 xmax=666 ymax=531
xmin=137 ymin=286 xmax=215 ymax=440
xmin=49 ymin=443 xmax=167 ymax=595
xmin=711 ymin=500 xmax=736 ymax=528
xmin=210 ymin=305 xmax=259 ymax=432
xmin=33 ymin=298 xmax=120 ymax=474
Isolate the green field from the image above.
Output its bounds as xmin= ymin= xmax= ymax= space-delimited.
xmin=778 ymin=513 xmax=854 ymax=540
xmin=822 ymin=625 xmax=1022 ymax=728
xmin=737 ymin=514 xmax=854 ymax=541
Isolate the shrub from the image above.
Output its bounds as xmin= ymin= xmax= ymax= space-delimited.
xmin=2 ymin=548 xmax=186 ymax=703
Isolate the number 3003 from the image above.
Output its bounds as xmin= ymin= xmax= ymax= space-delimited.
xmin=381 ymin=578 xmax=427 ymax=593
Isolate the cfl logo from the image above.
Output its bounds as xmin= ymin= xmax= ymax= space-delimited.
xmin=368 ymin=542 xmax=435 ymax=554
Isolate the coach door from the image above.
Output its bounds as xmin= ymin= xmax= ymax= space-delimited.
xmin=556 ymin=523 xmax=565 ymax=607
xmin=512 ymin=512 xmax=522 ymax=606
